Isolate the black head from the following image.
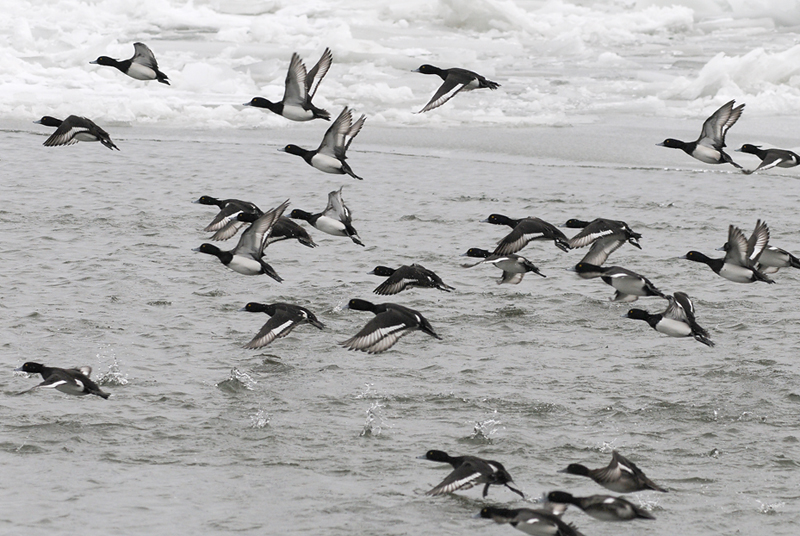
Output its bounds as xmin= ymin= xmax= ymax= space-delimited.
xmin=546 ymin=491 xmax=577 ymax=504
xmin=194 ymin=195 xmax=221 ymax=206
xmin=478 ymin=506 xmax=515 ymax=521
xmin=280 ymin=144 xmax=305 ymax=156
xmin=90 ymin=56 xmax=117 ymax=66
xmin=289 ymin=208 xmax=312 ymax=221
xmin=413 ymin=64 xmax=439 ymax=74
xmin=194 ymin=243 xmax=221 ymax=256
xmin=369 ymin=266 xmax=395 ymax=277
xmin=419 ymin=449 xmax=450 ymax=462
xmin=560 ymin=463 xmax=590 ymax=476
xmin=564 ymin=218 xmax=589 ymax=228
xmin=573 ymin=262 xmax=602 ymax=273
xmin=737 ymin=143 xmax=760 ymax=154
xmin=240 ymin=302 xmax=272 ymax=314
xmin=657 ymin=138 xmax=684 ymax=149
xmin=34 ymin=116 xmax=62 ymax=127
xmin=682 ymin=250 xmax=709 ymax=263
xmin=15 ymin=362 xmax=44 ymax=374
xmin=346 ymin=298 xmax=376 ymax=312
xmin=237 ymin=212 xmax=259 ymax=223
xmin=244 ymin=97 xmax=274 ymax=108
xmin=625 ymin=308 xmax=650 ymax=321
xmin=462 ymin=248 xmax=490 ymax=259
xmin=482 ymin=214 xmax=515 ymax=226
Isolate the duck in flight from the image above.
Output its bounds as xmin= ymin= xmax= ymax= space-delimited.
xmin=90 ymin=42 xmax=169 ymax=84
xmin=483 ymin=214 xmax=570 ymax=254
xmin=418 ymin=450 xmax=524 ymax=498
xmin=477 ymin=506 xmax=584 ymax=536
xmin=414 ymin=64 xmax=499 ymax=113
xmin=625 ymin=291 xmax=715 ymax=347
xmin=194 ymin=200 xmax=289 ymax=281
xmin=462 ymin=248 xmax=546 ymax=284
xmin=369 ymin=264 xmax=454 ymax=295
xmin=281 ymin=107 xmax=365 ymax=179
xmin=683 ymin=221 xmax=774 ymax=284
xmin=736 ymin=143 xmax=800 ymax=174
xmin=571 ymin=263 xmax=666 ymax=302
xmin=559 ymin=450 xmax=668 ymax=493
xmin=340 ymin=299 xmax=441 ymax=354
xmin=546 ymin=491 xmax=656 ymax=521
xmin=15 ymin=362 xmax=110 ymax=399
xmin=35 ymin=115 xmax=119 ymax=151
xmin=658 ymin=99 xmax=744 ymax=168
xmin=244 ymin=48 xmax=332 ymax=121
xmin=290 ymin=186 xmax=364 ymax=246
xmin=239 ymin=302 xmax=324 ymax=349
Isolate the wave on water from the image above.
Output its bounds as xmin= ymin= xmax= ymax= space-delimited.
xmin=2 ymin=0 xmax=800 ymax=128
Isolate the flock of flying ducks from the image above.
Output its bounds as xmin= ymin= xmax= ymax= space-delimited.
xmin=14 ymin=41 xmax=800 ymax=535
xmin=417 ymin=448 xmax=667 ymax=535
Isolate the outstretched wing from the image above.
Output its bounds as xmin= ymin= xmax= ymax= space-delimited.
xmin=699 ymin=100 xmax=743 ymax=148
xmin=318 ymin=107 xmax=352 ymax=156
xmin=132 ymin=42 xmax=159 ymax=70
xmin=233 ymin=200 xmax=290 ymax=258
xmin=419 ymin=78 xmax=465 ymax=113
xmin=305 ymin=47 xmax=332 ymax=99
xmin=283 ymin=53 xmax=308 ymax=106
xmin=244 ymin=309 xmax=302 ymax=349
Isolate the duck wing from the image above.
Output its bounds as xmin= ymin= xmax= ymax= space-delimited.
xmin=132 ymin=42 xmax=160 ymax=70
xmin=204 ymin=201 xmax=261 ymax=232
xmin=723 ymin=225 xmax=750 ymax=267
xmin=282 ymin=52 xmax=308 ymax=106
xmin=568 ymin=220 xmax=618 ymax=249
xmin=493 ymin=217 xmax=569 ymax=255
xmin=232 ymin=200 xmax=290 ymax=258
xmin=579 ymin=236 xmax=625 ymax=265
xmin=745 ymin=149 xmax=792 ymax=174
xmin=419 ymin=75 xmax=467 ymax=113
xmin=609 ymin=451 xmax=667 ymax=492
xmin=426 ymin=458 xmax=488 ymax=495
xmin=317 ymin=107 xmax=352 ymax=157
xmin=745 ymin=220 xmax=770 ymax=264
xmin=322 ymin=186 xmax=352 ymax=225
xmin=244 ymin=308 xmax=303 ymax=349
xmin=669 ymin=292 xmax=710 ymax=339
xmin=305 ymin=47 xmax=332 ymax=99
xmin=42 ymin=115 xmax=90 ymax=147
xmin=340 ymin=312 xmax=413 ymax=354
xmin=342 ymin=114 xmax=366 ymax=154
xmin=698 ymin=100 xmax=744 ymax=149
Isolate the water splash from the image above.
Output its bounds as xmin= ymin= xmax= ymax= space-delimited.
xmin=249 ymin=409 xmax=270 ymax=429
xmin=96 ymin=354 xmax=128 ymax=386
xmin=468 ymin=414 xmax=503 ymax=442
xmin=757 ymin=499 xmax=784 ymax=514
xmin=360 ymin=402 xmax=387 ymax=437
xmin=216 ymin=368 xmax=257 ymax=392
xmin=355 ymin=383 xmax=375 ymax=399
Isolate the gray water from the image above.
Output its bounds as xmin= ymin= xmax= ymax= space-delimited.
xmin=1 ymin=116 xmax=799 ymax=535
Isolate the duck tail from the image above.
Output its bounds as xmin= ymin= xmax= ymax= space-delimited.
xmin=505 ymin=482 xmax=525 ymax=499
xmin=694 ymin=333 xmax=715 ymax=347
xmin=753 ymin=268 xmax=775 ymax=284
xmin=555 ymin=238 xmax=571 ymax=252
